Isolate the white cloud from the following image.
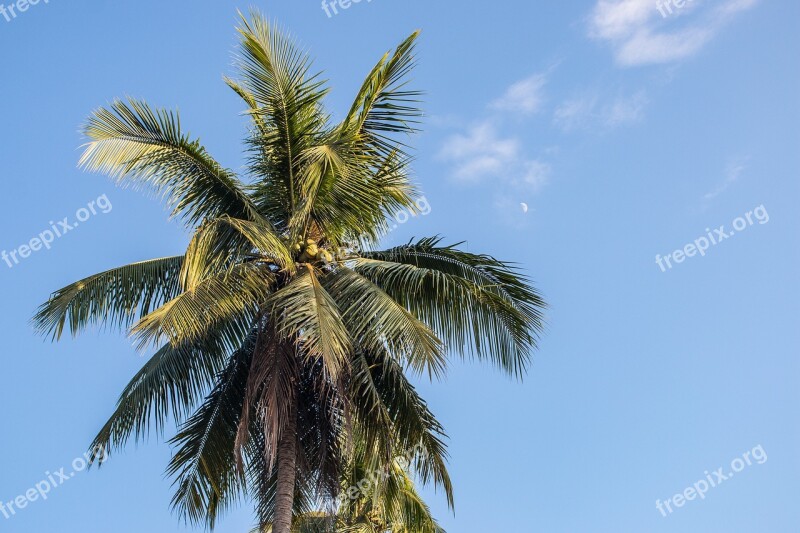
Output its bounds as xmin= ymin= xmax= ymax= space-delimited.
xmin=605 ymin=91 xmax=648 ymax=126
xmin=439 ymin=121 xmax=550 ymax=193
xmin=554 ymin=91 xmax=647 ymax=131
xmin=590 ymin=0 xmax=655 ymax=41
xmin=439 ymin=122 xmax=520 ymax=182
xmin=554 ymin=95 xmax=600 ymax=131
xmin=704 ymin=157 xmax=748 ymax=199
xmin=614 ymin=27 xmax=714 ymax=66
xmin=438 ymin=75 xmax=556 ymax=215
xmin=519 ymin=160 xmax=551 ymax=192
xmin=588 ymin=0 xmax=760 ymax=67
xmin=490 ymin=73 xmax=548 ymax=115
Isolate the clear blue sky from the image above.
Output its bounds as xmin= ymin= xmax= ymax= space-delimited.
xmin=1 ymin=1 xmax=798 ymax=531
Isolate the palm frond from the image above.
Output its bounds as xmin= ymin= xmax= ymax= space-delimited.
xmin=286 ymin=31 xmax=424 ymax=246
xmin=167 ymin=342 xmax=253 ymax=527
xmin=340 ymin=452 xmax=445 ymax=533
xmin=268 ymin=267 xmax=351 ymax=382
xmin=350 ymin=349 xmax=453 ymax=508
xmin=181 ymin=215 xmax=294 ymax=290
xmin=324 ymin=267 xmax=445 ymax=379
xmin=88 ymin=326 xmax=247 ymax=461
xmin=289 ymin=141 xmax=418 ymax=247
xmin=233 ymin=11 xmax=329 ymax=225
xmin=355 ymin=237 xmax=546 ymax=377
xmin=79 ymin=98 xmax=259 ymax=226
xmin=132 ymin=262 xmax=274 ymax=349
xmin=33 ymin=256 xmax=184 ymax=340
xmin=341 ymin=31 xmax=423 ymax=157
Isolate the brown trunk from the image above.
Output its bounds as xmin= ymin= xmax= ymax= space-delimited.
xmin=272 ymin=403 xmax=297 ymax=533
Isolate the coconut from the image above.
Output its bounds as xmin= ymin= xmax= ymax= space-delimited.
xmin=306 ymin=244 xmax=319 ymax=257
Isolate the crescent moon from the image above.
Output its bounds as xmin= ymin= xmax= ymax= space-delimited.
xmin=520 ymin=202 xmax=529 ymax=213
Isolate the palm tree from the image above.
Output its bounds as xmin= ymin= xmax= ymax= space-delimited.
xmin=34 ymin=11 xmax=545 ymax=533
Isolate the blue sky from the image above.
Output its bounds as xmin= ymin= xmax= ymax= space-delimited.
xmin=1 ymin=1 xmax=798 ymax=531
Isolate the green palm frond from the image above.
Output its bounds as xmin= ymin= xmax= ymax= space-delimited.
xmin=181 ymin=215 xmax=294 ymax=290
xmin=268 ymin=267 xmax=351 ymax=382
xmin=132 ymin=262 xmax=274 ymax=349
xmin=88 ymin=323 xmax=248 ymax=461
xmin=286 ymin=31 xmax=423 ymax=247
xmin=33 ymin=256 xmax=184 ymax=340
xmin=168 ymin=342 xmax=253 ymax=527
xmin=356 ymin=237 xmax=546 ymax=377
xmin=233 ymin=11 xmax=329 ymax=224
xmin=350 ymin=349 xmax=453 ymax=508
xmin=341 ymin=31 xmax=423 ymax=154
xmin=289 ymin=140 xmax=418 ymax=247
xmin=79 ymin=98 xmax=259 ymax=226
xmin=324 ymin=267 xmax=445 ymax=378
xmin=340 ymin=452 xmax=445 ymax=533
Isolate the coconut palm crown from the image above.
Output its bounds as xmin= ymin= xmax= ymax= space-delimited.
xmin=33 ymin=11 xmax=546 ymax=533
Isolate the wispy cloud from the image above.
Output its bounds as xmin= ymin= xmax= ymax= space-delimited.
xmin=605 ymin=91 xmax=649 ymax=125
xmin=704 ymin=157 xmax=748 ymax=200
xmin=439 ymin=121 xmax=550 ymax=193
xmin=554 ymin=90 xmax=648 ymax=131
xmin=438 ymin=72 xmax=559 ymax=220
xmin=490 ymin=73 xmax=549 ymax=115
xmin=554 ymin=95 xmax=599 ymax=132
xmin=439 ymin=122 xmax=520 ymax=183
xmin=588 ymin=0 xmax=759 ymax=67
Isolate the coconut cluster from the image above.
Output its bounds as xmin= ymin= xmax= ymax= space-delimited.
xmin=292 ymin=238 xmax=333 ymax=263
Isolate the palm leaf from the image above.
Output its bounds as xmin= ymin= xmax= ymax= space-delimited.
xmin=167 ymin=342 xmax=253 ymax=527
xmin=267 ymin=267 xmax=351 ymax=382
xmin=80 ymin=98 xmax=259 ymax=226
xmin=355 ymin=237 xmax=546 ymax=376
xmin=181 ymin=215 xmax=294 ymax=290
xmin=350 ymin=349 xmax=453 ymax=508
xmin=341 ymin=31 xmax=423 ymax=156
xmin=88 ymin=323 xmax=249 ymax=461
xmin=233 ymin=11 xmax=329 ymax=223
xmin=33 ymin=256 xmax=184 ymax=340
xmin=132 ymin=262 xmax=274 ymax=349
xmin=324 ymin=267 xmax=445 ymax=378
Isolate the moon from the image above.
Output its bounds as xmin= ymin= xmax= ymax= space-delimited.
xmin=520 ymin=202 xmax=529 ymax=213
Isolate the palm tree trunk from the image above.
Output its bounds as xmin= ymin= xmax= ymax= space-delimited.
xmin=273 ymin=403 xmax=297 ymax=533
